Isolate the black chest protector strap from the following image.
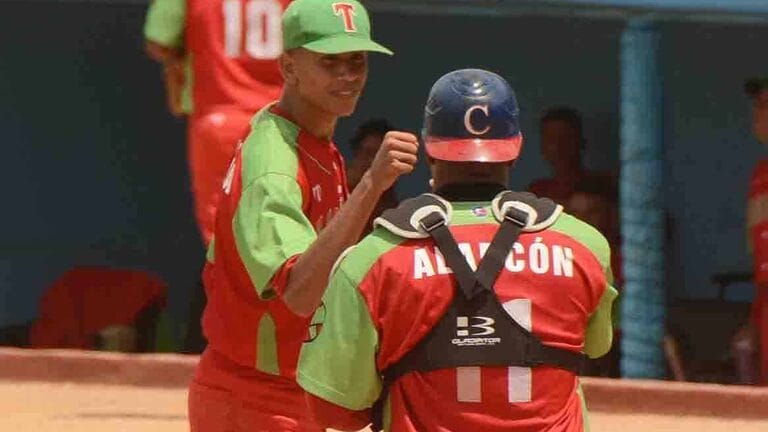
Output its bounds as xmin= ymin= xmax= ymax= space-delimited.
xmin=383 ymin=207 xmax=588 ymax=382
xmin=370 ymin=191 xmax=586 ymax=431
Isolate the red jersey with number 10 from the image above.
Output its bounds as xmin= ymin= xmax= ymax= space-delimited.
xmin=186 ymin=0 xmax=290 ymax=114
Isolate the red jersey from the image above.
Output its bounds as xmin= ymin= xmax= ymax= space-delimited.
xmin=30 ymin=267 xmax=165 ymax=350
xmin=529 ymin=171 xmax=616 ymax=204
xmin=186 ymin=0 xmax=289 ymax=114
xmin=298 ymin=199 xmax=617 ymax=431
xmin=748 ymin=159 xmax=768 ymax=384
xmin=197 ymin=105 xmax=347 ymax=401
xmin=749 ymin=160 xmax=768 ymax=284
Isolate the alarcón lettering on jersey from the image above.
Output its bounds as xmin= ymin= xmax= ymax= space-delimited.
xmin=412 ymin=237 xmax=574 ymax=280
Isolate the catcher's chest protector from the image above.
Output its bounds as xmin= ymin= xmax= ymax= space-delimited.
xmin=373 ymin=191 xmax=588 ymax=384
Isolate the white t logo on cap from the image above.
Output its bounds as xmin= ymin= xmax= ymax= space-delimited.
xmin=464 ymin=104 xmax=491 ymax=136
xmin=333 ymin=3 xmax=357 ymax=32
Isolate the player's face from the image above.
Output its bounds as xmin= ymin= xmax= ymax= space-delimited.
xmin=290 ymin=49 xmax=368 ymax=117
xmin=753 ymin=89 xmax=768 ymax=145
xmin=540 ymin=120 xmax=581 ymax=170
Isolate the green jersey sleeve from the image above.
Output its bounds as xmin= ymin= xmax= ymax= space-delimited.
xmin=144 ymin=0 xmax=186 ymax=48
xmin=550 ymin=213 xmax=618 ymax=359
xmin=297 ymin=265 xmax=382 ymax=411
xmin=584 ymin=283 xmax=618 ymax=358
xmin=583 ymin=247 xmax=618 ymax=359
xmin=234 ymin=173 xmax=317 ymax=299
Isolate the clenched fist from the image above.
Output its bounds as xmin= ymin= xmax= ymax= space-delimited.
xmin=366 ymin=131 xmax=419 ymax=193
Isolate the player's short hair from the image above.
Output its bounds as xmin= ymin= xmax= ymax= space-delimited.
xmin=350 ymin=118 xmax=394 ymax=155
xmin=540 ymin=106 xmax=584 ymax=137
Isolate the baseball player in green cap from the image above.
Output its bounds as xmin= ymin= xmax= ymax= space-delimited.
xmin=187 ymin=1 xmax=418 ymax=431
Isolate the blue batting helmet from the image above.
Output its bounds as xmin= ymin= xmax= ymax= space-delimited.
xmin=423 ymin=69 xmax=523 ymax=162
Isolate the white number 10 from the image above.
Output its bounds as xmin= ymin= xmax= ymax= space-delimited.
xmin=223 ymin=0 xmax=283 ymax=59
xmin=456 ymin=299 xmax=533 ymax=404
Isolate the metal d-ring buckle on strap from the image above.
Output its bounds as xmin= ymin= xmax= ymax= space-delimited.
xmin=504 ymin=206 xmax=529 ymax=228
xmin=419 ymin=211 xmax=447 ymax=233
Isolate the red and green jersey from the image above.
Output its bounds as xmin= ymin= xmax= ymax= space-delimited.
xmin=143 ymin=0 xmax=288 ymax=115
xmin=748 ymin=160 xmax=768 ymax=384
xmin=748 ymin=160 xmax=768 ymax=283
xmin=298 ymin=201 xmax=617 ymax=432
xmin=199 ymin=105 xmax=347 ymax=391
xmin=143 ymin=0 xmax=192 ymax=114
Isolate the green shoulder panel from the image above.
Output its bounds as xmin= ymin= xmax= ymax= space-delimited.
xmin=240 ymin=108 xmax=302 ymax=186
xmin=549 ymin=213 xmax=612 ymax=280
xmin=232 ymin=109 xmax=314 ymax=298
xmin=334 ymin=228 xmax=405 ymax=286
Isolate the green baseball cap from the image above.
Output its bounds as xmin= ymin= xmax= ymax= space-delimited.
xmin=282 ymin=0 xmax=393 ymax=55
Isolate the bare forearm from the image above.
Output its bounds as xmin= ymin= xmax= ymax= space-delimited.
xmin=145 ymin=41 xmax=182 ymax=63
xmin=283 ymin=174 xmax=383 ymax=317
xmin=145 ymin=41 xmax=187 ymax=117
xmin=283 ymin=129 xmax=419 ymax=317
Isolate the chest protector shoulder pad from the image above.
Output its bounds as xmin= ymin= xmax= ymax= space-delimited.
xmin=373 ymin=193 xmax=453 ymax=238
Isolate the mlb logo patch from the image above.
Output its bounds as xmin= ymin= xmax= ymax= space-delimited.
xmin=471 ymin=206 xmax=488 ymax=217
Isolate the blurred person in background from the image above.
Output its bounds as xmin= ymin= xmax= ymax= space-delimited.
xmin=566 ymin=180 xmax=688 ymax=381
xmin=529 ymin=106 xmax=615 ymax=204
xmin=144 ymin=0 xmax=290 ymax=245
xmin=733 ymin=76 xmax=768 ymax=385
xmin=143 ymin=0 xmax=291 ymax=352
xmin=567 ymin=180 xmax=622 ymax=378
xmin=567 ymin=178 xmax=621 ymax=287
xmin=347 ymin=119 xmax=400 ymax=237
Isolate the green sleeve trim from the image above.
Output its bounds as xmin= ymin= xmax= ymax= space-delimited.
xmin=206 ymin=237 xmax=215 ymax=264
xmin=233 ymin=174 xmax=316 ymax=299
xmin=144 ymin=0 xmax=186 ymax=48
xmin=297 ymin=268 xmax=382 ymax=410
xmin=256 ymin=312 xmax=280 ymax=375
xmin=577 ymin=381 xmax=591 ymax=432
xmin=584 ymin=285 xmax=618 ymax=358
xmin=181 ymin=55 xmax=193 ymax=114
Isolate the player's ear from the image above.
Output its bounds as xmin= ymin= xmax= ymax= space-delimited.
xmin=279 ymin=51 xmax=297 ymax=85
